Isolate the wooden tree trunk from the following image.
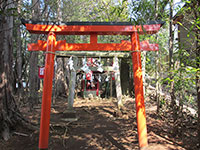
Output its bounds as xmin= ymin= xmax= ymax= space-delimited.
xmin=54 ymin=0 xmax=69 ymax=99
xmin=154 ymin=0 xmax=161 ymax=114
xmin=194 ymin=1 xmax=200 ymax=145
xmin=57 ymin=0 xmax=62 ymax=21
xmin=155 ymin=49 xmax=161 ymax=114
xmin=197 ymin=34 xmax=200 ymax=147
xmin=0 ymin=0 xmax=20 ymax=140
xmin=29 ymin=0 xmax=40 ymax=106
xmin=169 ymin=0 xmax=178 ymax=135
xmin=15 ymin=0 xmax=23 ymax=100
xmin=55 ymin=58 xmax=68 ymax=98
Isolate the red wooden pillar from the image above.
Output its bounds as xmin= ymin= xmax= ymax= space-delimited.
xmin=90 ymin=33 xmax=97 ymax=44
xmin=39 ymin=32 xmax=56 ymax=150
xmin=131 ymin=32 xmax=148 ymax=148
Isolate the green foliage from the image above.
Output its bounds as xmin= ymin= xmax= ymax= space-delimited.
xmin=0 ymin=5 xmax=17 ymax=17
xmin=129 ymin=0 xmax=156 ymax=24
xmin=130 ymin=0 xmax=199 ymax=113
xmin=129 ymin=0 xmax=168 ymax=24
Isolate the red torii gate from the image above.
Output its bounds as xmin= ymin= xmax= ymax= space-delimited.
xmin=22 ymin=19 xmax=163 ymax=150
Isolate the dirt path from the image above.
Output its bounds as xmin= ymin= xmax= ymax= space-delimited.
xmin=0 ymin=97 xmax=198 ymax=150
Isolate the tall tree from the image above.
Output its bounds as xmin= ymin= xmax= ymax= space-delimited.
xmin=195 ymin=4 xmax=200 ymax=146
xmin=29 ymin=0 xmax=40 ymax=106
xmin=15 ymin=0 xmax=23 ymax=99
xmin=54 ymin=0 xmax=69 ymax=99
xmin=169 ymin=0 xmax=179 ymax=135
xmin=0 ymin=0 xmax=20 ymax=140
xmin=155 ymin=0 xmax=161 ymax=113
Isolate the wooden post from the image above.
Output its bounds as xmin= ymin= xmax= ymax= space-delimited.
xmin=39 ymin=32 xmax=56 ymax=150
xmin=67 ymin=56 xmax=78 ymax=110
xmin=90 ymin=33 xmax=97 ymax=44
xmin=113 ymin=57 xmax=123 ymax=109
xmin=131 ymin=32 xmax=148 ymax=148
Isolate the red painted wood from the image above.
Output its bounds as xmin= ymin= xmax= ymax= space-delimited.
xmin=90 ymin=33 xmax=97 ymax=44
xmin=39 ymin=32 xmax=56 ymax=149
xmin=28 ymin=40 xmax=159 ymax=52
xmin=140 ymin=40 xmax=159 ymax=51
xmin=28 ymin=40 xmax=46 ymax=51
xmin=25 ymin=23 xmax=161 ymax=35
xmin=131 ymin=33 xmax=148 ymax=148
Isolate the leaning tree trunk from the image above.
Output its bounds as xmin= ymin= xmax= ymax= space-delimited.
xmin=0 ymin=0 xmax=21 ymax=140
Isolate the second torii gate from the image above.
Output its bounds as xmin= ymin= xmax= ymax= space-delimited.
xmin=22 ymin=19 xmax=163 ymax=150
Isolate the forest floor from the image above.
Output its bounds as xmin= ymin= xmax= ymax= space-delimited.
xmin=0 ymin=96 xmax=198 ymax=150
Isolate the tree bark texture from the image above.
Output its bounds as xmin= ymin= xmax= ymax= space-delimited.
xmin=29 ymin=0 xmax=40 ymax=105
xmin=193 ymin=1 xmax=200 ymax=146
xmin=0 ymin=0 xmax=20 ymax=140
xmin=54 ymin=0 xmax=69 ymax=99
xmin=55 ymin=58 xmax=68 ymax=98
xmin=15 ymin=0 xmax=23 ymax=99
xmin=197 ymin=34 xmax=200 ymax=147
xmin=155 ymin=0 xmax=161 ymax=114
xmin=169 ymin=0 xmax=178 ymax=135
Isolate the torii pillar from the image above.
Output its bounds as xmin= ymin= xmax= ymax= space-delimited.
xmin=38 ymin=32 xmax=56 ymax=149
xmin=131 ymin=32 xmax=148 ymax=147
xmin=22 ymin=19 xmax=163 ymax=149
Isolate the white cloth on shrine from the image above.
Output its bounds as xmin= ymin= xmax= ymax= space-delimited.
xmin=81 ymin=64 xmax=90 ymax=73
xmin=81 ymin=57 xmax=91 ymax=73
xmin=95 ymin=57 xmax=103 ymax=73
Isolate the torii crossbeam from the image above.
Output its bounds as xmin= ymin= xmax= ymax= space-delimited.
xmin=22 ymin=19 xmax=163 ymax=150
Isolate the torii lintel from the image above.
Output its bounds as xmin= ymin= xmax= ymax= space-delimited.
xmin=22 ymin=19 xmax=164 ymax=35
xmin=28 ymin=40 xmax=159 ymax=52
